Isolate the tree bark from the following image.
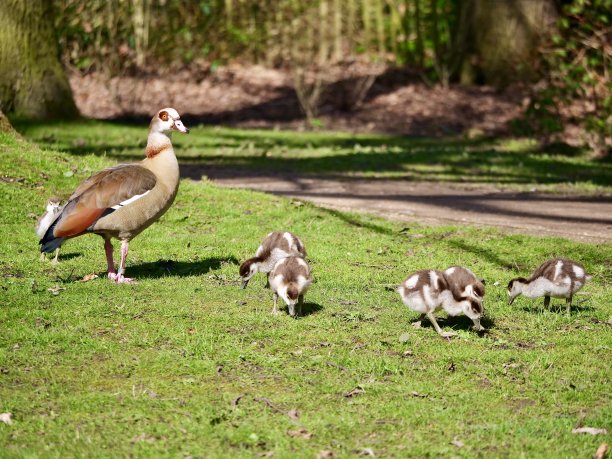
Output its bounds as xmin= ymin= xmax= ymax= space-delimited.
xmin=0 ymin=0 xmax=78 ymax=120
xmin=453 ymin=0 xmax=558 ymax=87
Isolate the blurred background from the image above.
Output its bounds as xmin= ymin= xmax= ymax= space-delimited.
xmin=0 ymin=0 xmax=609 ymax=155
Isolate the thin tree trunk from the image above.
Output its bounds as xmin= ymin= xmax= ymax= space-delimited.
xmin=0 ymin=0 xmax=78 ymax=119
xmin=414 ymin=0 xmax=424 ymax=66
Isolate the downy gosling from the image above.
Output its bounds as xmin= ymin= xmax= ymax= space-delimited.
xmin=36 ymin=197 xmax=63 ymax=263
xmin=269 ymin=256 xmax=312 ymax=318
xmin=507 ymin=258 xmax=590 ymax=314
xmin=239 ymin=231 xmax=306 ymax=289
xmin=398 ymin=266 xmax=485 ymax=338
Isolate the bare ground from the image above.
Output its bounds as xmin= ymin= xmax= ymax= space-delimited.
xmin=192 ymin=168 xmax=612 ymax=243
xmin=69 ymin=65 xmax=525 ymax=136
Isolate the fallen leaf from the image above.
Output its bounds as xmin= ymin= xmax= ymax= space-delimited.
xmin=410 ymin=391 xmax=428 ymax=398
xmin=358 ymin=448 xmax=375 ymax=456
xmin=287 ymin=427 xmax=312 ymax=439
xmin=327 ymin=361 xmax=348 ymax=372
xmin=316 ymin=451 xmax=334 ymax=459
xmin=79 ymin=273 xmax=98 ymax=282
xmin=257 ymin=452 xmax=274 ymax=458
xmin=398 ymin=332 xmax=410 ymax=343
xmin=572 ymin=427 xmax=608 ymax=435
xmin=47 ymin=285 xmax=65 ymax=295
xmin=131 ymin=432 xmax=155 ymax=443
xmin=451 ymin=439 xmax=464 ymax=448
xmin=447 ymin=362 xmax=456 ymax=372
xmin=344 ymin=387 xmax=365 ymax=398
xmin=231 ymin=395 xmax=244 ymax=409
xmin=287 ymin=409 xmax=300 ymax=421
xmin=594 ymin=443 xmax=608 ymax=459
xmin=411 ymin=321 xmax=422 ymax=329
xmin=0 ymin=413 xmax=12 ymax=425
xmin=402 ymin=350 xmax=414 ymax=357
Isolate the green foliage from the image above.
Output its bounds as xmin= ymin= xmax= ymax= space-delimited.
xmin=1 ymin=123 xmax=611 ymax=457
xmin=53 ymin=0 xmax=459 ymax=78
xmin=526 ymin=0 xmax=611 ymax=156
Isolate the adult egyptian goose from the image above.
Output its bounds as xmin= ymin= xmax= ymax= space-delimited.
xmin=39 ymin=108 xmax=189 ymax=283
xmin=36 ymin=197 xmax=63 ymax=263
xmin=239 ymin=231 xmax=306 ymax=288
xmin=398 ymin=267 xmax=485 ymax=338
xmin=269 ymin=256 xmax=312 ymax=318
xmin=507 ymin=258 xmax=590 ymax=314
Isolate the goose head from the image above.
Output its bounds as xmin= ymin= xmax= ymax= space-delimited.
xmin=150 ymin=108 xmax=189 ymax=134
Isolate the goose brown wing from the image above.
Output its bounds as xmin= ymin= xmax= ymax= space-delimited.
xmin=52 ymin=165 xmax=156 ymax=237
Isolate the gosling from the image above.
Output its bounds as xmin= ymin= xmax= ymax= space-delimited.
xmin=269 ymin=256 xmax=312 ymax=318
xmin=239 ymin=231 xmax=306 ymax=289
xmin=398 ymin=268 xmax=484 ymax=338
xmin=507 ymin=258 xmax=590 ymax=314
xmin=36 ymin=197 xmax=63 ymax=263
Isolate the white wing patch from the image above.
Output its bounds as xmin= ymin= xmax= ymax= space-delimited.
xmin=553 ymin=260 xmax=563 ymax=281
xmin=405 ymin=274 xmax=419 ymax=289
xmin=429 ymin=271 xmax=439 ymax=289
xmin=111 ymin=190 xmax=151 ymax=210
xmin=572 ymin=264 xmax=584 ymax=278
xmin=445 ymin=267 xmax=456 ymax=275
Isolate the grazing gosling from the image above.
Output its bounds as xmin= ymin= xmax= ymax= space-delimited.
xmin=36 ymin=197 xmax=63 ymax=263
xmin=239 ymin=231 xmax=306 ymax=289
xmin=269 ymin=256 xmax=312 ymax=318
xmin=507 ymin=258 xmax=590 ymax=314
xmin=398 ymin=268 xmax=484 ymax=338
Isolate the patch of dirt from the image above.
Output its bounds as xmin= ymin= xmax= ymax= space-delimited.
xmin=69 ymin=65 xmax=525 ymax=137
xmin=200 ymin=170 xmax=612 ymax=243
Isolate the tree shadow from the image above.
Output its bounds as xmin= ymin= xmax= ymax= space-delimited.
xmin=127 ymin=256 xmax=238 ymax=279
xmin=317 ymin=207 xmax=398 ymax=237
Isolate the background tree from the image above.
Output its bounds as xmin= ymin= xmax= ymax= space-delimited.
xmin=0 ymin=0 xmax=78 ymax=119
xmin=452 ymin=0 xmax=558 ymax=86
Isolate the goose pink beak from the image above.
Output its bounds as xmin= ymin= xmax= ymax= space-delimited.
xmin=173 ymin=119 xmax=189 ymax=133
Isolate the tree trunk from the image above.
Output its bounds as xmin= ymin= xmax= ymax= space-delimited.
xmin=453 ymin=0 xmax=558 ymax=86
xmin=0 ymin=0 xmax=78 ymax=120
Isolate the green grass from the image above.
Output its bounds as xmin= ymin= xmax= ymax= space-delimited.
xmin=1 ymin=126 xmax=611 ymax=458
xmin=15 ymin=120 xmax=612 ymax=195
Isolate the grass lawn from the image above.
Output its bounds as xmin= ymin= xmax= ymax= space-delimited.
xmin=1 ymin=124 xmax=611 ymax=458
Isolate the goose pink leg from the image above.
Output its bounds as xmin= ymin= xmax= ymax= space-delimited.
xmin=105 ymin=239 xmax=117 ymax=281
xmin=115 ymin=240 xmax=135 ymax=284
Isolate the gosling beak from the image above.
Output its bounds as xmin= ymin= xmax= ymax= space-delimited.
xmin=508 ymin=296 xmax=515 ymax=305
xmin=241 ymin=278 xmax=249 ymax=289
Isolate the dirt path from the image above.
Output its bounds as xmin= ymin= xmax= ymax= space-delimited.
xmin=201 ymin=169 xmax=612 ymax=243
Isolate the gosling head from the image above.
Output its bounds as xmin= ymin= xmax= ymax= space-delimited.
xmin=462 ymin=297 xmax=485 ymax=331
xmin=239 ymin=257 xmax=261 ymax=289
xmin=46 ymin=197 xmax=62 ymax=213
xmin=507 ymin=277 xmax=527 ymax=305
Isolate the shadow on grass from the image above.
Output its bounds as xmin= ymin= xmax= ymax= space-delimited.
xmin=53 ymin=252 xmax=83 ymax=262
xmin=15 ymin=120 xmax=612 ymax=188
xmin=519 ymin=301 xmax=594 ymax=314
xmin=275 ymin=302 xmax=323 ymax=318
xmin=415 ymin=314 xmax=495 ymax=333
xmin=127 ymin=256 xmax=238 ymax=279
